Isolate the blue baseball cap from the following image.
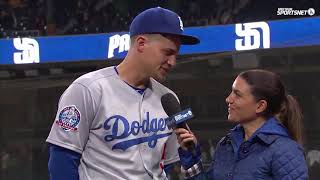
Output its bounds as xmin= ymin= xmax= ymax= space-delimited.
xmin=129 ymin=7 xmax=200 ymax=45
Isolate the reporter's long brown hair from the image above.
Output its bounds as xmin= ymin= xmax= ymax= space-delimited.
xmin=239 ymin=69 xmax=304 ymax=145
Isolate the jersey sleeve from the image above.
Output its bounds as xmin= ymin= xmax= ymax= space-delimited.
xmin=46 ymin=82 xmax=96 ymax=154
xmin=163 ymin=132 xmax=180 ymax=165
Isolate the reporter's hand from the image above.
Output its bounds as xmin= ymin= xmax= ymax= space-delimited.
xmin=174 ymin=125 xmax=197 ymax=151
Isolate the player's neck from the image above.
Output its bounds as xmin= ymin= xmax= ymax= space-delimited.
xmin=117 ymin=58 xmax=149 ymax=89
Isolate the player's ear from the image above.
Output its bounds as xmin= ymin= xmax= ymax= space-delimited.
xmin=136 ymin=35 xmax=148 ymax=53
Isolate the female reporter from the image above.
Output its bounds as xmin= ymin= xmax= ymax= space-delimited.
xmin=175 ymin=69 xmax=308 ymax=180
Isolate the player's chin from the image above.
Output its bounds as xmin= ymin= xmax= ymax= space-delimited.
xmin=153 ymin=73 xmax=167 ymax=82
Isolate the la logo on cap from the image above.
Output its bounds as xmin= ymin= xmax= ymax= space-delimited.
xmin=178 ymin=16 xmax=184 ymax=31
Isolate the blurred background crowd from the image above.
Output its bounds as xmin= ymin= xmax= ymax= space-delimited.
xmin=1 ymin=0 xmax=319 ymax=38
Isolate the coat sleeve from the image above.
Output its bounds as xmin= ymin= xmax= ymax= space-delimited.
xmin=181 ymin=137 xmax=227 ymax=180
xmin=271 ymin=140 xmax=308 ymax=180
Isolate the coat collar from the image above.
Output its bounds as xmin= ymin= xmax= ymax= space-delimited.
xmin=230 ymin=117 xmax=290 ymax=146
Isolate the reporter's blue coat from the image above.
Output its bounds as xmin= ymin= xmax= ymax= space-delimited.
xmin=179 ymin=117 xmax=308 ymax=180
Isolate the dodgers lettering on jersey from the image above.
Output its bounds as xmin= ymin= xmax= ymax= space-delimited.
xmin=104 ymin=112 xmax=170 ymax=151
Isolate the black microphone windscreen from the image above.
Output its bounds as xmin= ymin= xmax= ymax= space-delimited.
xmin=161 ymin=93 xmax=181 ymax=117
xmin=161 ymin=93 xmax=196 ymax=155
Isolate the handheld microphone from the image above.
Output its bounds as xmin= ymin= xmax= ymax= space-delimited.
xmin=161 ymin=93 xmax=197 ymax=155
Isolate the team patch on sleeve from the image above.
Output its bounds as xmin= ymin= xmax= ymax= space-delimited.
xmin=55 ymin=105 xmax=81 ymax=131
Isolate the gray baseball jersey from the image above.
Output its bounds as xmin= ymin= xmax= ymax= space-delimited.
xmin=46 ymin=66 xmax=180 ymax=180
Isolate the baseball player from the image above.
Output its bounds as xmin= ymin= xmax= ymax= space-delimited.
xmin=46 ymin=7 xmax=200 ymax=180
